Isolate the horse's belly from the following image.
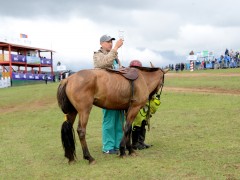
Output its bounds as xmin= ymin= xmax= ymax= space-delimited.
xmin=94 ymin=88 xmax=130 ymax=110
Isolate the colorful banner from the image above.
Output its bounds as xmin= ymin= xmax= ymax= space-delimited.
xmin=12 ymin=72 xmax=53 ymax=81
xmin=10 ymin=54 xmax=51 ymax=64
xmin=187 ymin=55 xmax=198 ymax=61
xmin=41 ymin=58 xmax=52 ymax=65
xmin=11 ymin=54 xmax=26 ymax=63
xmin=202 ymin=50 xmax=209 ymax=57
xmin=0 ymin=54 xmax=10 ymax=61
xmin=26 ymin=56 xmax=41 ymax=64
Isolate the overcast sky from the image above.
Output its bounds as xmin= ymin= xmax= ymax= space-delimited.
xmin=0 ymin=0 xmax=239 ymax=71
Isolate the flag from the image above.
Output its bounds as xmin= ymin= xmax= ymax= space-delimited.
xmin=20 ymin=33 xmax=28 ymax=38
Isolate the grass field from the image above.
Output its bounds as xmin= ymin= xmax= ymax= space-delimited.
xmin=0 ymin=69 xmax=240 ymax=179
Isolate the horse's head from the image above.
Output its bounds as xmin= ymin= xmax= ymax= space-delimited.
xmin=149 ymin=62 xmax=168 ymax=99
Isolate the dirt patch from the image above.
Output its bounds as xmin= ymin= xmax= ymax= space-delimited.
xmin=164 ymin=87 xmax=240 ymax=95
xmin=0 ymin=97 xmax=56 ymax=114
xmin=164 ymin=71 xmax=240 ymax=95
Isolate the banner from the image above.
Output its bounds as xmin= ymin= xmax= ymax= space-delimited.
xmin=41 ymin=58 xmax=52 ymax=65
xmin=26 ymin=56 xmax=41 ymax=64
xmin=187 ymin=55 xmax=198 ymax=61
xmin=0 ymin=54 xmax=10 ymax=61
xmin=202 ymin=50 xmax=209 ymax=57
xmin=11 ymin=54 xmax=26 ymax=63
xmin=12 ymin=72 xmax=53 ymax=81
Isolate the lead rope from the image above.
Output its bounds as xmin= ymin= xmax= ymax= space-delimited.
xmin=157 ymin=74 xmax=165 ymax=99
xmin=146 ymin=99 xmax=151 ymax=131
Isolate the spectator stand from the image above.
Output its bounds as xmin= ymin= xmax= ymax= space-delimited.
xmin=0 ymin=41 xmax=55 ymax=87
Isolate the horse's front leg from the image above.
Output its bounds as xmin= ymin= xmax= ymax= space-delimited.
xmin=119 ymin=107 xmax=141 ymax=157
xmin=119 ymin=124 xmax=127 ymax=157
xmin=77 ymin=113 xmax=96 ymax=165
xmin=125 ymin=123 xmax=136 ymax=155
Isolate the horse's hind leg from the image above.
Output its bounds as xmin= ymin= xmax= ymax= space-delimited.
xmin=76 ymin=111 xmax=96 ymax=165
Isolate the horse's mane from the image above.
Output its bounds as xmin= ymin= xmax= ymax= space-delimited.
xmin=131 ymin=66 xmax=161 ymax=72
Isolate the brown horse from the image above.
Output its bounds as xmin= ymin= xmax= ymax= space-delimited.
xmin=57 ymin=66 xmax=168 ymax=165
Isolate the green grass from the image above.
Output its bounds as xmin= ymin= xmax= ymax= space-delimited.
xmin=0 ymin=69 xmax=240 ymax=179
xmin=166 ymin=76 xmax=240 ymax=90
xmin=166 ymin=69 xmax=240 ymax=90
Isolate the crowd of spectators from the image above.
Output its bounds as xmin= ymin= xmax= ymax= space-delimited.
xmin=167 ymin=49 xmax=240 ymax=71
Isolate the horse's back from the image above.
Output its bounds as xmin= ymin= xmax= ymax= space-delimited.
xmin=64 ymin=69 xmax=131 ymax=109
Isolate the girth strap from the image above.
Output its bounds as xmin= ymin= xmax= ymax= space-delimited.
xmin=130 ymin=80 xmax=134 ymax=102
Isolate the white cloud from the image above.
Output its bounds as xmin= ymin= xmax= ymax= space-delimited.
xmin=1 ymin=0 xmax=240 ymax=72
xmin=121 ymin=47 xmax=164 ymax=67
xmin=173 ymin=25 xmax=240 ymax=56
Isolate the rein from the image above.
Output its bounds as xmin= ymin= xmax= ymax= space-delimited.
xmin=156 ymin=73 xmax=165 ymax=99
xmin=146 ymin=73 xmax=165 ymax=130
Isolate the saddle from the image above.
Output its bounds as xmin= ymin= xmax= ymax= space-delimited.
xmin=106 ymin=67 xmax=138 ymax=80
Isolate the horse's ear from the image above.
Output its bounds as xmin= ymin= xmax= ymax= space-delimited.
xmin=150 ymin=62 xmax=155 ymax=68
xmin=163 ymin=68 xmax=169 ymax=74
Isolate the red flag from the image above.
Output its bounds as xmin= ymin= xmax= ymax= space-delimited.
xmin=20 ymin=33 xmax=28 ymax=38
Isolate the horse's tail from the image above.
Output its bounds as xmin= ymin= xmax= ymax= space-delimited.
xmin=57 ymin=79 xmax=77 ymax=162
xmin=57 ymin=79 xmax=76 ymax=114
xmin=61 ymin=120 xmax=76 ymax=162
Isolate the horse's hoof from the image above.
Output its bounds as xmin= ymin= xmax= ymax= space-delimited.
xmin=130 ymin=152 xmax=137 ymax=157
xmin=68 ymin=160 xmax=76 ymax=165
xmin=89 ymin=159 xmax=96 ymax=165
xmin=119 ymin=154 xmax=127 ymax=159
